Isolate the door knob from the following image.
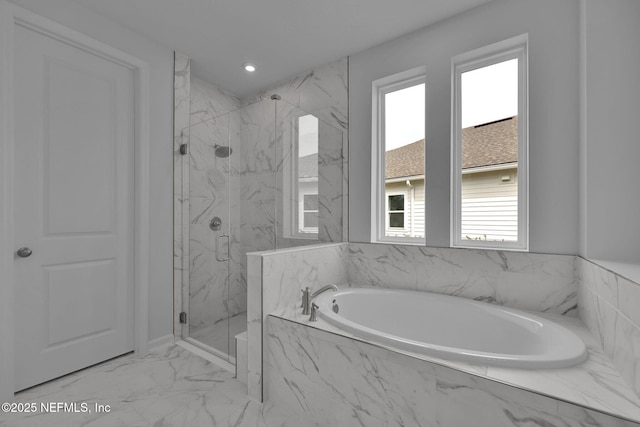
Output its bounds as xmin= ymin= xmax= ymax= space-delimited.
xmin=16 ymin=247 xmax=32 ymax=258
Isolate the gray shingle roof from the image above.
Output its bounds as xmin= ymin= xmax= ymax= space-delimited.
xmin=385 ymin=116 xmax=517 ymax=179
xmin=385 ymin=139 xmax=424 ymax=179
xmin=462 ymin=116 xmax=518 ymax=169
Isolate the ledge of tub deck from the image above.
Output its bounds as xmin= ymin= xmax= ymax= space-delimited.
xmin=268 ymin=303 xmax=640 ymax=424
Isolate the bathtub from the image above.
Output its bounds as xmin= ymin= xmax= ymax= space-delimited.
xmin=314 ymin=288 xmax=588 ymax=369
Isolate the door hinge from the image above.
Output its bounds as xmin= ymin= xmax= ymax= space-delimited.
xmin=179 ymin=144 xmax=188 ymax=155
xmin=179 ymin=312 xmax=187 ymax=324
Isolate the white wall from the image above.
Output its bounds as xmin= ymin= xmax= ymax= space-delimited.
xmin=349 ymin=0 xmax=580 ymax=255
xmin=7 ymin=0 xmax=175 ymax=344
xmin=580 ymin=0 xmax=640 ymax=264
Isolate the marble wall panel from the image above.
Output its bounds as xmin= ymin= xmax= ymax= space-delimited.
xmin=246 ymin=253 xmax=263 ymax=401
xmin=245 ymin=59 xmax=349 ymax=245
xmin=347 ymin=243 xmax=578 ymax=315
xmin=190 ymin=77 xmax=240 ymax=125
xmin=243 ymin=58 xmax=348 ymax=134
xmin=267 ymin=315 xmax=640 ymax=427
xmin=578 ymin=258 xmax=640 ymax=398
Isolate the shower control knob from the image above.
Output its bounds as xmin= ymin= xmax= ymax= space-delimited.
xmin=16 ymin=247 xmax=32 ymax=258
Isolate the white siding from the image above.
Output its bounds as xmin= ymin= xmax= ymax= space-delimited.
xmin=383 ymin=169 xmax=516 ymax=241
xmin=384 ymin=180 xmax=425 ymax=238
xmin=461 ymin=168 xmax=518 ymax=242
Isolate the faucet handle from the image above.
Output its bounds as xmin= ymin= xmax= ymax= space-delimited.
xmin=309 ymin=302 xmax=319 ymax=322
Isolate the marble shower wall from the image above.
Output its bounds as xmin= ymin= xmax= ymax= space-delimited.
xmin=244 ymin=58 xmax=349 ymax=243
xmin=266 ymin=315 xmax=639 ymax=427
xmin=578 ymin=258 xmax=640 ymax=398
xmin=348 ymin=243 xmax=578 ymax=316
xmin=177 ymin=58 xmax=349 ymax=343
xmin=247 ymin=243 xmax=349 ymax=401
xmin=243 ymin=58 xmax=348 ymax=136
xmin=271 ymin=100 xmax=346 ymax=248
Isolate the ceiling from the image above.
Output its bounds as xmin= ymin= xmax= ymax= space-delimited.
xmin=71 ymin=0 xmax=493 ymax=97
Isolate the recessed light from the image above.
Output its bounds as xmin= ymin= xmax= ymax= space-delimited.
xmin=243 ymin=63 xmax=256 ymax=72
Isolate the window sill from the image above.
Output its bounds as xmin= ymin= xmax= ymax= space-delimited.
xmin=374 ymin=237 xmax=426 ymax=246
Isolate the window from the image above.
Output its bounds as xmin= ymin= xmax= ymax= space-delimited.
xmin=451 ymin=34 xmax=528 ymax=250
xmin=371 ymin=67 xmax=426 ymax=244
xmin=283 ymin=113 xmax=319 ymax=238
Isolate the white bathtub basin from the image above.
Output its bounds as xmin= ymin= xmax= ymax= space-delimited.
xmin=314 ymin=288 xmax=588 ymax=369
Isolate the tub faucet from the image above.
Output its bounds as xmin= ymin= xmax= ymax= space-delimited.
xmin=301 ymin=287 xmax=312 ymax=315
xmin=301 ymin=284 xmax=338 ymax=315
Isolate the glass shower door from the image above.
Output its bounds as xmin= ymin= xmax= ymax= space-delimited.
xmin=178 ymin=97 xmax=344 ymax=363
xmin=183 ymin=112 xmax=232 ymax=360
xmin=181 ymin=99 xmax=274 ymax=363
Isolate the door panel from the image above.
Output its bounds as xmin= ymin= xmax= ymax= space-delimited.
xmin=45 ymin=58 xmax=117 ymax=235
xmin=13 ymin=24 xmax=134 ymax=391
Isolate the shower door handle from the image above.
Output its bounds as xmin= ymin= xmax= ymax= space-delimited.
xmin=216 ymin=234 xmax=230 ymax=262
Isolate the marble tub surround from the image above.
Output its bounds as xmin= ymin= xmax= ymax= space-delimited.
xmin=247 ymin=243 xmax=349 ymax=401
xmin=578 ymin=258 xmax=640 ymax=398
xmin=267 ymin=310 xmax=640 ymax=426
xmin=348 ymin=243 xmax=578 ymax=316
xmin=247 ymin=242 xmax=583 ymax=402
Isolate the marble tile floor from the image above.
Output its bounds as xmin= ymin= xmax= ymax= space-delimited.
xmin=0 ymin=344 xmax=313 ymax=427
xmin=190 ymin=312 xmax=247 ymax=359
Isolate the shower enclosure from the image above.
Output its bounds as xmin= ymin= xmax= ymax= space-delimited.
xmin=179 ymin=97 xmax=345 ymax=363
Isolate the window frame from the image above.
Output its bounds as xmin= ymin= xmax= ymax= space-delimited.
xmin=450 ymin=34 xmax=529 ymax=251
xmin=371 ymin=66 xmax=426 ymax=245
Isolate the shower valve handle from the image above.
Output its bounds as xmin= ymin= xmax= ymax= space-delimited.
xmin=216 ymin=234 xmax=230 ymax=262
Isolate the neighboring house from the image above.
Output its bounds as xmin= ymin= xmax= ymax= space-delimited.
xmin=385 ymin=139 xmax=426 ymax=238
xmin=385 ymin=116 xmax=518 ymax=240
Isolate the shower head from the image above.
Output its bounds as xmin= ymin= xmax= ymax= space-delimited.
xmin=214 ymin=144 xmax=232 ymax=158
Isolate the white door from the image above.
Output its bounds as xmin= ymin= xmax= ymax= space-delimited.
xmin=13 ymin=23 xmax=135 ymax=391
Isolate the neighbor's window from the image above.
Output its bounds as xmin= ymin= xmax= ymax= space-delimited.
xmin=451 ymin=34 xmax=528 ymax=250
xmin=372 ymin=67 xmax=426 ymax=244
xmin=387 ymin=193 xmax=406 ymax=229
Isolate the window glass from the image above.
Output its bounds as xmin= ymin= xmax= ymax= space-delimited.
xmin=452 ymin=35 xmax=528 ymax=250
xmin=460 ymin=60 xmax=518 ymax=243
xmin=383 ymin=82 xmax=425 ymax=239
